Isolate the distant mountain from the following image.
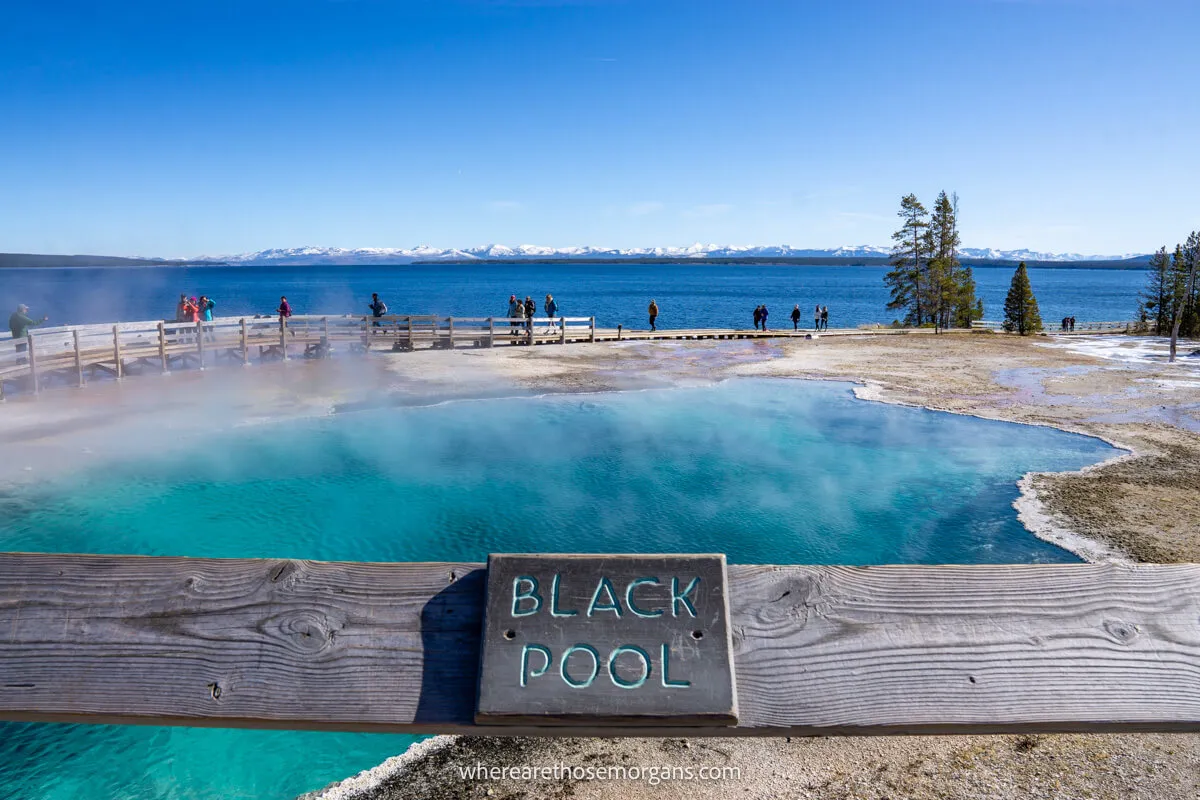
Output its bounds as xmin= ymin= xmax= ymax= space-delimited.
xmin=0 ymin=253 xmax=204 ymax=269
xmin=199 ymin=244 xmax=1146 ymax=265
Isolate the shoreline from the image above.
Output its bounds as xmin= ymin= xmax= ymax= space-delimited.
xmin=847 ymin=378 xmax=1139 ymax=564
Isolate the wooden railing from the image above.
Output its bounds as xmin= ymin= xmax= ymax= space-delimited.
xmin=0 ymin=314 xmax=597 ymax=399
xmin=0 ymin=552 xmax=1198 ymax=736
xmin=971 ymin=320 xmax=1137 ymax=333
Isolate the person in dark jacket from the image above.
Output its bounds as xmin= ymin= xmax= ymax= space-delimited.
xmin=9 ymin=304 xmax=48 ymax=361
xmin=760 ymin=305 xmax=768 ymax=331
xmin=791 ymin=304 xmax=801 ymax=331
xmin=369 ymin=293 xmax=387 ymax=327
xmin=753 ymin=305 xmax=762 ymax=330
xmin=524 ymin=296 xmax=536 ymax=333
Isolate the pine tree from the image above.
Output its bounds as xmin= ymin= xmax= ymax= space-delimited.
xmin=926 ymin=191 xmax=958 ymax=332
xmin=884 ymin=194 xmax=930 ymax=326
xmin=1002 ymin=262 xmax=1043 ymax=335
xmin=1182 ymin=231 xmax=1200 ymax=339
xmin=1168 ymin=233 xmax=1199 ymax=362
xmin=953 ymin=265 xmax=983 ymax=328
xmin=1142 ymin=247 xmax=1172 ymax=335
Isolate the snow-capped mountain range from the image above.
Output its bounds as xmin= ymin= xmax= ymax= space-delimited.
xmin=196 ymin=244 xmax=1143 ymax=265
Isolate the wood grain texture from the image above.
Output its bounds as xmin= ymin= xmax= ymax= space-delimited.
xmin=2 ymin=555 xmax=1200 ymax=735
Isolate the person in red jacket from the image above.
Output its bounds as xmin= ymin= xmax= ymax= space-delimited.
xmin=277 ymin=296 xmax=292 ymax=332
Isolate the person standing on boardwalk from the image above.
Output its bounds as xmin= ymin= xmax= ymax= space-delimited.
xmin=753 ymin=305 xmax=762 ymax=330
xmin=545 ymin=294 xmax=558 ymax=333
xmin=9 ymin=304 xmax=48 ymax=361
xmin=821 ymin=305 xmax=829 ymax=331
xmin=1069 ymin=316 xmax=1076 ymax=331
xmin=814 ymin=304 xmax=821 ymax=331
xmin=760 ymin=304 xmax=768 ymax=331
xmin=277 ymin=296 xmax=292 ymax=332
xmin=648 ymin=299 xmax=659 ymax=331
xmin=507 ymin=295 xmax=521 ymax=336
xmin=199 ymin=295 xmax=216 ymax=341
xmin=524 ymin=296 xmax=536 ymax=335
xmin=791 ymin=304 xmax=801 ymax=331
xmin=369 ymin=293 xmax=387 ymax=327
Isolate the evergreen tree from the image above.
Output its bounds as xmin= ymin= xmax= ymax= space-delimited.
xmin=926 ymin=191 xmax=959 ymax=332
xmin=953 ymin=265 xmax=983 ymax=328
xmin=1168 ymin=233 xmax=1199 ymax=362
xmin=1182 ymin=231 xmax=1200 ymax=339
xmin=1142 ymin=246 xmax=1172 ymax=335
xmin=884 ymin=194 xmax=930 ymax=326
xmin=1002 ymin=262 xmax=1043 ymax=335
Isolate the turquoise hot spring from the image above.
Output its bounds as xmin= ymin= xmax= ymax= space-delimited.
xmin=0 ymin=378 xmax=1119 ymax=799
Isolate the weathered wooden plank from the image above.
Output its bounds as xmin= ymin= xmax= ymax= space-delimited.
xmin=2 ymin=556 xmax=1200 ymax=735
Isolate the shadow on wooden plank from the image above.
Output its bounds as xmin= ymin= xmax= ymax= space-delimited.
xmin=416 ymin=567 xmax=487 ymax=726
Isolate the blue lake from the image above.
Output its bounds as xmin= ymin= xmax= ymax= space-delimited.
xmin=0 ymin=379 xmax=1117 ymax=799
xmin=0 ymin=262 xmax=1142 ymax=331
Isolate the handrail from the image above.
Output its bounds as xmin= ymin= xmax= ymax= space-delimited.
xmin=0 ymin=553 xmax=1198 ymax=735
xmin=0 ymin=314 xmax=603 ymax=398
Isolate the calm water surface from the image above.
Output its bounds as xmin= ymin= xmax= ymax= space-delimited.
xmin=0 ymin=263 xmax=1142 ymax=330
xmin=0 ymin=379 xmax=1117 ymax=799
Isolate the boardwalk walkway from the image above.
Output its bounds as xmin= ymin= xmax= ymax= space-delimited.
xmin=0 ymin=313 xmax=1137 ymax=399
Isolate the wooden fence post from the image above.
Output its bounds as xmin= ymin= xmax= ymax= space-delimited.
xmin=27 ymin=334 xmax=39 ymax=395
xmin=157 ymin=322 xmax=168 ymax=373
xmin=113 ymin=325 xmax=124 ymax=379
xmin=447 ymin=317 xmax=454 ymax=349
xmin=362 ymin=317 xmax=370 ymax=353
xmin=73 ymin=330 xmax=84 ymax=387
xmin=560 ymin=316 xmax=566 ymax=344
xmin=240 ymin=319 xmax=249 ymax=365
xmin=195 ymin=321 xmax=204 ymax=369
xmin=488 ymin=317 xmax=495 ymax=348
xmin=280 ymin=316 xmax=288 ymax=361
xmin=589 ymin=317 xmax=596 ymax=343
xmin=323 ymin=317 xmax=331 ymax=358
xmin=407 ymin=316 xmax=414 ymax=349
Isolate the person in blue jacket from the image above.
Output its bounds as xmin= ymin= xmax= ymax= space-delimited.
xmin=198 ymin=295 xmax=216 ymax=341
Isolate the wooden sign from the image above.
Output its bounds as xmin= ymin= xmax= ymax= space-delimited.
xmin=475 ymin=554 xmax=737 ymax=726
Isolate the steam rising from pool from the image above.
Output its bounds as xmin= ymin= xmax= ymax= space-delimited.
xmin=0 ymin=379 xmax=1117 ymax=798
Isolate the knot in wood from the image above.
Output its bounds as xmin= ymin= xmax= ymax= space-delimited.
xmin=268 ymin=610 xmax=338 ymax=654
xmin=268 ymin=560 xmax=301 ymax=587
xmin=757 ymin=575 xmax=822 ymax=626
xmin=1103 ymin=619 xmax=1138 ymax=645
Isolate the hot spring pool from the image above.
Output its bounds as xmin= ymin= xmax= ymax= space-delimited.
xmin=0 ymin=379 xmax=1117 ymax=799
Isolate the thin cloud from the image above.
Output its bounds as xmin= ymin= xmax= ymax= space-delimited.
xmin=486 ymin=200 xmax=525 ymax=213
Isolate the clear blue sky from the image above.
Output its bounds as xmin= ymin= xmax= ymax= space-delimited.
xmin=2 ymin=0 xmax=1197 ymax=257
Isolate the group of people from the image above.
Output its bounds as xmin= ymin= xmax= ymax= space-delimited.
xmin=174 ymin=294 xmax=218 ymax=341
xmin=756 ymin=304 xmax=830 ymax=331
xmin=1060 ymin=316 xmax=1077 ymax=331
xmin=176 ymin=294 xmax=216 ymax=324
xmin=507 ymin=294 xmax=559 ymax=334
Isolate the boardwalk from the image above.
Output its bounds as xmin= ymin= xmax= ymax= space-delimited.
xmin=0 ymin=313 xmax=1138 ymax=399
